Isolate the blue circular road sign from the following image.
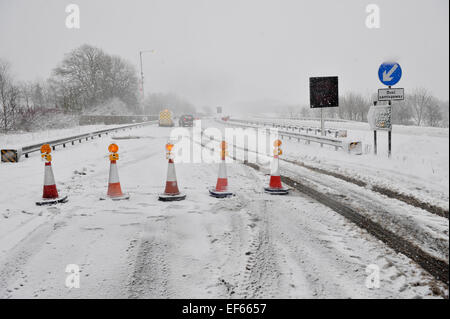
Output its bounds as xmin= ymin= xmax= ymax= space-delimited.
xmin=378 ymin=62 xmax=402 ymax=86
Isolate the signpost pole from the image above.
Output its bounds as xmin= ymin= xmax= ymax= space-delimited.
xmin=388 ymin=86 xmax=392 ymax=158
xmin=320 ymin=108 xmax=325 ymax=136
xmin=372 ymin=101 xmax=378 ymax=155
xmin=320 ymin=108 xmax=325 ymax=147
xmin=374 ymin=131 xmax=377 ymax=155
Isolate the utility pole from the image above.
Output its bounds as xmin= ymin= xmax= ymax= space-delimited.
xmin=139 ymin=50 xmax=155 ymax=100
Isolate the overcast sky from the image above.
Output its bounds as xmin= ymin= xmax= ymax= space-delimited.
xmin=0 ymin=0 xmax=448 ymax=107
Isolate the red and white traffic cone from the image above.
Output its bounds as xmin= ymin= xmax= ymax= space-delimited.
xmin=104 ymin=160 xmax=129 ymax=200
xmin=36 ymin=145 xmax=68 ymax=205
xmin=264 ymin=154 xmax=289 ymax=195
xmin=209 ymin=142 xmax=233 ymax=198
xmin=159 ymin=157 xmax=186 ymax=201
xmin=101 ymin=143 xmax=129 ymax=201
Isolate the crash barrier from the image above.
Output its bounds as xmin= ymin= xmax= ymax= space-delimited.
xmin=228 ymin=118 xmax=347 ymax=138
xmin=1 ymin=120 xmax=157 ymax=162
xmin=217 ymin=119 xmax=362 ymax=155
xmin=79 ymin=115 xmax=158 ymax=125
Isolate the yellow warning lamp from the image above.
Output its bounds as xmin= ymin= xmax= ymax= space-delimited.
xmin=42 ymin=153 xmax=52 ymax=162
xmin=166 ymin=143 xmax=174 ymax=153
xmin=273 ymin=139 xmax=282 ymax=157
xmin=40 ymin=144 xmax=52 ymax=162
xmin=108 ymin=143 xmax=119 ymax=153
xmin=273 ymin=139 xmax=282 ymax=147
xmin=108 ymin=144 xmax=119 ymax=161
xmin=109 ymin=153 xmax=119 ymax=161
xmin=165 ymin=143 xmax=174 ymax=159
xmin=40 ymin=144 xmax=51 ymax=154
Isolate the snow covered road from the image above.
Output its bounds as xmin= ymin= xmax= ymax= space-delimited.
xmin=0 ymin=124 xmax=446 ymax=298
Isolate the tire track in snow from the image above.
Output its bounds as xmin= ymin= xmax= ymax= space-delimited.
xmin=0 ymin=210 xmax=67 ymax=298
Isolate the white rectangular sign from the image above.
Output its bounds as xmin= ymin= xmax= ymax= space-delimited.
xmin=378 ymin=88 xmax=404 ymax=101
xmin=367 ymin=105 xmax=392 ymax=131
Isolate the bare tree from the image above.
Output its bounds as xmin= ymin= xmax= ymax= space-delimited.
xmin=52 ymin=44 xmax=139 ymax=113
xmin=19 ymin=81 xmax=34 ymax=109
xmin=409 ymin=88 xmax=433 ymax=126
xmin=339 ymin=93 xmax=368 ymax=121
xmin=0 ymin=59 xmax=19 ymax=132
xmin=424 ymin=96 xmax=443 ymax=127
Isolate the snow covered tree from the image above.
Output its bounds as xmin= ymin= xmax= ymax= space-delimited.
xmin=409 ymin=88 xmax=433 ymax=126
xmin=0 ymin=59 xmax=20 ymax=132
xmin=51 ymin=44 xmax=139 ymax=113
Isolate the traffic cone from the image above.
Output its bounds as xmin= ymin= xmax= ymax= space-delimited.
xmin=209 ymin=148 xmax=233 ymax=198
xmin=264 ymin=154 xmax=289 ymax=195
xmin=36 ymin=162 xmax=68 ymax=206
xmin=103 ymin=160 xmax=129 ymax=200
xmin=159 ymin=158 xmax=186 ymax=201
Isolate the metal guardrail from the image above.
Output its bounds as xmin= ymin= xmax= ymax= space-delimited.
xmin=229 ymin=118 xmax=347 ymax=138
xmin=3 ymin=120 xmax=157 ymax=161
xmin=218 ymin=119 xmax=362 ymax=154
xmin=79 ymin=115 xmax=159 ymax=125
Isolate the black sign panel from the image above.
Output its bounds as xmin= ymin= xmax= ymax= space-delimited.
xmin=309 ymin=76 xmax=339 ymax=108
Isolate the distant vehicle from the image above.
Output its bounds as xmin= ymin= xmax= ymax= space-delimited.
xmin=221 ymin=116 xmax=230 ymax=121
xmin=159 ymin=109 xmax=174 ymax=127
xmin=179 ymin=114 xmax=194 ymax=127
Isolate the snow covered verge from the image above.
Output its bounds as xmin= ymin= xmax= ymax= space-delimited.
xmin=87 ymin=98 xmax=136 ymax=116
xmin=0 ymin=124 xmax=136 ymax=149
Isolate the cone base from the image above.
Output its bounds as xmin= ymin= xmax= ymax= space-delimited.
xmin=36 ymin=195 xmax=68 ymax=206
xmin=264 ymin=186 xmax=289 ymax=195
xmin=100 ymin=194 xmax=130 ymax=201
xmin=158 ymin=192 xmax=186 ymax=201
xmin=209 ymin=188 xmax=233 ymax=198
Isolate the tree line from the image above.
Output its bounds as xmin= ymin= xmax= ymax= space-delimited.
xmin=294 ymin=89 xmax=449 ymax=127
xmin=0 ymin=44 xmax=197 ymax=132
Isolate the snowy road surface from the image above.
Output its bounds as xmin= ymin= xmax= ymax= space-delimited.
xmin=0 ymin=125 xmax=446 ymax=298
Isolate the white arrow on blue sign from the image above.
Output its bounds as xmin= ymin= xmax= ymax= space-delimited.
xmin=378 ymin=62 xmax=402 ymax=86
